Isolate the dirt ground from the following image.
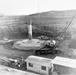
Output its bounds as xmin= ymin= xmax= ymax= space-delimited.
xmin=0 ymin=39 xmax=76 ymax=60
xmin=0 ymin=39 xmax=76 ymax=75
xmin=0 ymin=39 xmax=62 ymax=60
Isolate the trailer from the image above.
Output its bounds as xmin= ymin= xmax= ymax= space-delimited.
xmin=52 ymin=56 xmax=76 ymax=75
xmin=25 ymin=55 xmax=53 ymax=75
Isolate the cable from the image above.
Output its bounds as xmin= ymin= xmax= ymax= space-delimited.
xmin=60 ymin=16 xmax=76 ymax=38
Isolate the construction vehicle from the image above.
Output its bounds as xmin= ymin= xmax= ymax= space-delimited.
xmin=35 ymin=16 xmax=76 ymax=55
xmin=34 ymin=40 xmax=60 ymax=55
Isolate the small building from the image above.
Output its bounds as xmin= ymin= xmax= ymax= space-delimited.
xmin=25 ymin=55 xmax=53 ymax=75
xmin=52 ymin=56 xmax=76 ymax=75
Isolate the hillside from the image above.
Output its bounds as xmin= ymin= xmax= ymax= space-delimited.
xmin=0 ymin=10 xmax=76 ymax=39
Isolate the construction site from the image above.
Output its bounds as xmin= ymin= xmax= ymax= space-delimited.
xmin=0 ymin=10 xmax=76 ymax=75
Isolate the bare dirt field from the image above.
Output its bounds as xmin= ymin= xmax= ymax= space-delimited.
xmin=0 ymin=39 xmax=75 ymax=60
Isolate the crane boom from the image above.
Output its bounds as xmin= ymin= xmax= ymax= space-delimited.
xmin=60 ymin=16 xmax=76 ymax=38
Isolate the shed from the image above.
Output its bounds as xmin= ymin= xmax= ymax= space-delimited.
xmin=26 ymin=55 xmax=52 ymax=75
xmin=52 ymin=56 xmax=76 ymax=74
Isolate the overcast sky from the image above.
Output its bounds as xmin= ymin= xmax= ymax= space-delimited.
xmin=0 ymin=0 xmax=76 ymax=15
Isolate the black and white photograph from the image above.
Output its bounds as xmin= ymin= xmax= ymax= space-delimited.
xmin=0 ymin=0 xmax=76 ymax=75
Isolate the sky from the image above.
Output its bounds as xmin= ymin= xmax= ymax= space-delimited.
xmin=0 ymin=0 xmax=76 ymax=15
